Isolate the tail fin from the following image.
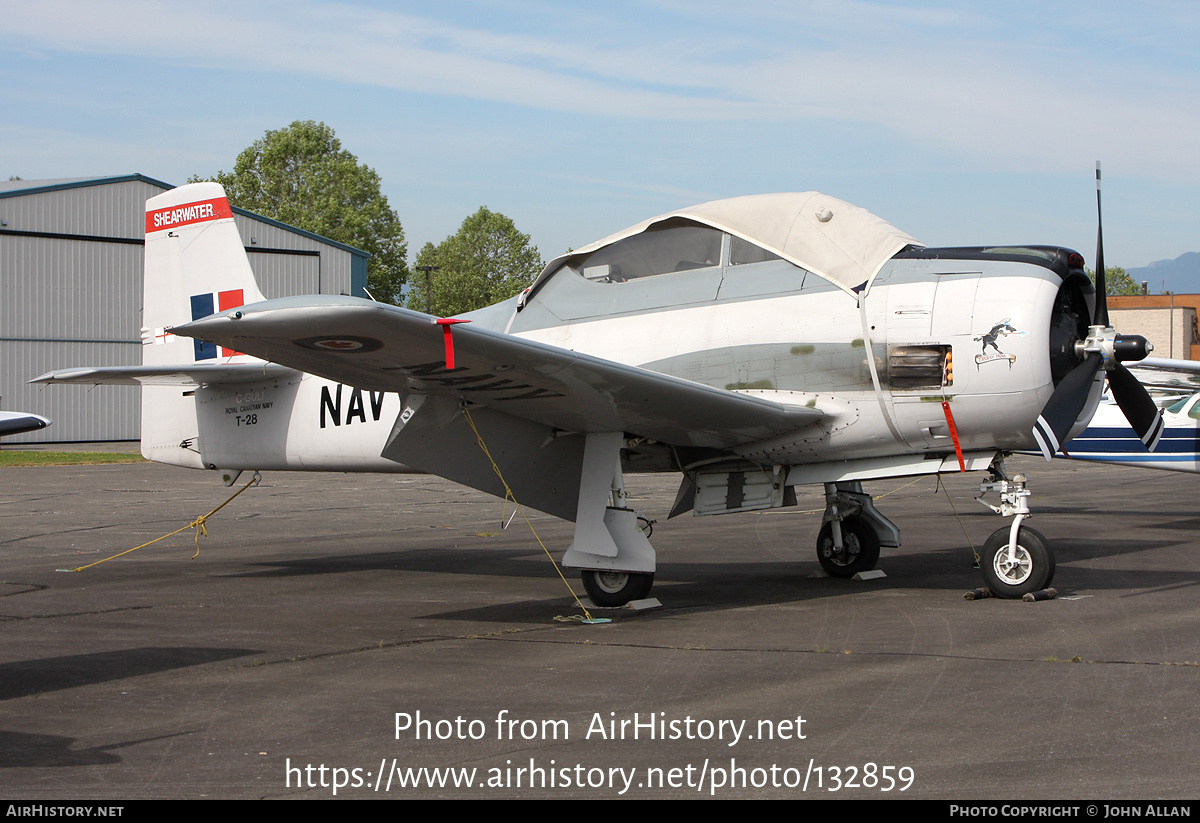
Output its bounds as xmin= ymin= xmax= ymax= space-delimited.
xmin=142 ymin=182 xmax=266 ymax=367
xmin=141 ymin=183 xmax=267 ymax=467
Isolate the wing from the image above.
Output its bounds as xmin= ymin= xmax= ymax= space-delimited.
xmin=31 ymin=363 xmax=299 ymax=386
xmin=1125 ymin=357 xmax=1200 ymax=394
xmin=173 ymin=296 xmax=823 ymax=449
xmin=0 ymin=411 xmax=52 ymax=437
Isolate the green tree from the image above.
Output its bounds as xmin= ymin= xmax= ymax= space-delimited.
xmin=1088 ymin=266 xmax=1142 ymax=296
xmin=192 ymin=121 xmax=409 ymax=303
xmin=408 ymin=207 xmax=543 ymax=316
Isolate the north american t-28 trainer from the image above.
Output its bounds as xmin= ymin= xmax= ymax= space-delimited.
xmin=36 ymin=173 xmax=1161 ymax=602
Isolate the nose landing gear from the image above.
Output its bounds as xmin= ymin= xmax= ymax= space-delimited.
xmin=976 ymin=458 xmax=1054 ymax=597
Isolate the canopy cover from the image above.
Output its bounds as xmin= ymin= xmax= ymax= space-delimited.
xmin=540 ymin=192 xmax=923 ymax=295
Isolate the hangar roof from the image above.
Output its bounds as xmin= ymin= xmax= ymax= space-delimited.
xmin=0 ymin=174 xmax=174 ymax=197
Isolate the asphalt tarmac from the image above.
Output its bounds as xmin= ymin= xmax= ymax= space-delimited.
xmin=2 ymin=456 xmax=1198 ymax=799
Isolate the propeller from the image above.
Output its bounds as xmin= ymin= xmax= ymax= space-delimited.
xmin=1031 ymin=162 xmax=1163 ymax=460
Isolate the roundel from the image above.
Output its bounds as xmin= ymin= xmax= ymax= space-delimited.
xmin=293 ymin=335 xmax=383 ymax=353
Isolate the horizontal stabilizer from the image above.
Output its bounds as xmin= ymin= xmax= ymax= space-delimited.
xmin=31 ymin=363 xmax=299 ymax=387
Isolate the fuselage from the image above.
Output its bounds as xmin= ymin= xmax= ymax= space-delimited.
xmin=1063 ymin=395 xmax=1200 ymax=472
xmin=497 ymin=240 xmax=1089 ymax=467
xmin=163 ymin=242 xmax=1093 ymax=476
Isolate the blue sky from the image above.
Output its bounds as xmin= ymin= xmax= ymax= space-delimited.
xmin=2 ymin=0 xmax=1197 ymax=269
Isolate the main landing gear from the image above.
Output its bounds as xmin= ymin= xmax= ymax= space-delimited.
xmin=564 ymin=439 xmax=1054 ymax=604
xmin=580 ymin=570 xmax=655 ymax=607
xmin=562 ymin=432 xmax=658 ymax=607
xmin=817 ymin=482 xmax=900 ymax=578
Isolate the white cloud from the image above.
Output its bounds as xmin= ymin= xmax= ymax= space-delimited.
xmin=2 ymin=0 xmax=1196 ymax=263
xmin=5 ymin=0 xmax=1196 ymax=184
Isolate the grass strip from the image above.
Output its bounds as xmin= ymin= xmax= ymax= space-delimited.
xmin=0 ymin=451 xmax=146 ymax=467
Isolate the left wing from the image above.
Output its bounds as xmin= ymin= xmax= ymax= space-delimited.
xmin=174 ymin=296 xmax=824 ymax=449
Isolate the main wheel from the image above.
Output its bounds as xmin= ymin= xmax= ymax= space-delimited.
xmin=581 ymin=570 xmax=655 ymax=607
xmin=816 ymin=516 xmax=881 ymax=578
xmin=980 ymin=526 xmax=1054 ymax=598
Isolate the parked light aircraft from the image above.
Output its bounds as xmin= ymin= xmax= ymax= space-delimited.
xmin=35 ymin=172 xmax=1162 ymax=601
xmin=0 ymin=411 xmax=51 ymax=437
xmin=1062 ymin=358 xmax=1200 ymax=472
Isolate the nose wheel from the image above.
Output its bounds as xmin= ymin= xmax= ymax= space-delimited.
xmin=980 ymin=525 xmax=1054 ymax=597
xmin=977 ymin=460 xmax=1055 ymax=598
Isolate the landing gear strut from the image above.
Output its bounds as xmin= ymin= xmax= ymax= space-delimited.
xmin=562 ymin=432 xmax=657 ymax=607
xmin=816 ymin=482 xmax=899 ymax=577
xmin=976 ymin=457 xmax=1055 ymax=597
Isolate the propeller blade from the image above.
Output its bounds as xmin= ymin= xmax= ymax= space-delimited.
xmin=1033 ymin=352 xmax=1102 ymax=460
xmin=1107 ymin=363 xmax=1165 ymax=451
xmin=1094 ymin=161 xmax=1109 ymax=326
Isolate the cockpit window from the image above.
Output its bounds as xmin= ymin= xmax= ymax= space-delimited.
xmin=576 ymin=222 xmax=723 ymax=282
xmin=730 ymin=235 xmax=782 ymax=265
xmin=1167 ymin=396 xmax=1190 ymax=415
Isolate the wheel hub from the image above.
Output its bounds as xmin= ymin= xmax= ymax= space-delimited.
xmin=993 ymin=545 xmax=1033 ymax=585
xmin=823 ymin=534 xmax=861 ymax=566
xmin=594 ymin=571 xmax=630 ymax=593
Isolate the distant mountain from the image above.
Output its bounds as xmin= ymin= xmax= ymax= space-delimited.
xmin=1128 ymin=252 xmax=1200 ymax=294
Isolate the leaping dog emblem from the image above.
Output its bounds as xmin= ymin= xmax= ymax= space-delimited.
xmin=974 ymin=319 xmax=1024 ymax=367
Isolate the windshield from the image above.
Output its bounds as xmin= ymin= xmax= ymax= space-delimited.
xmin=576 ymin=223 xmax=723 ymax=282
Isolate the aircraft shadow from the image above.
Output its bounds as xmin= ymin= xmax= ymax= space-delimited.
xmin=408 ymin=552 xmax=980 ymax=623
xmin=0 ymin=647 xmax=261 ymax=701
xmin=225 ymin=543 xmax=563 ymax=580
xmin=213 ymin=528 xmax=1200 ymax=622
xmin=0 ymin=729 xmax=193 ymax=770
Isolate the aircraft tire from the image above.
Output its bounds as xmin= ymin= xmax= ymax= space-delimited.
xmin=581 ymin=570 xmax=654 ymax=607
xmin=981 ymin=526 xmax=1054 ymax=598
xmin=816 ymin=516 xmax=881 ymax=578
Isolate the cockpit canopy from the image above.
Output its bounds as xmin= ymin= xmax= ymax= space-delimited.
xmin=532 ymin=192 xmax=921 ymax=297
xmin=562 ymin=218 xmax=782 ymax=284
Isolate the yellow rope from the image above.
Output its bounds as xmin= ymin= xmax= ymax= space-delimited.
xmin=871 ymin=476 xmax=924 ymax=501
xmin=62 ymin=473 xmax=261 ymax=572
xmin=938 ymin=474 xmax=980 ymax=565
xmin=460 ymin=405 xmax=599 ymax=622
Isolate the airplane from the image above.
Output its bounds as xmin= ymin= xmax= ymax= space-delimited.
xmin=0 ymin=411 xmax=51 ymax=438
xmin=33 ymin=171 xmax=1164 ymax=603
xmin=1059 ymin=358 xmax=1200 ymax=472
